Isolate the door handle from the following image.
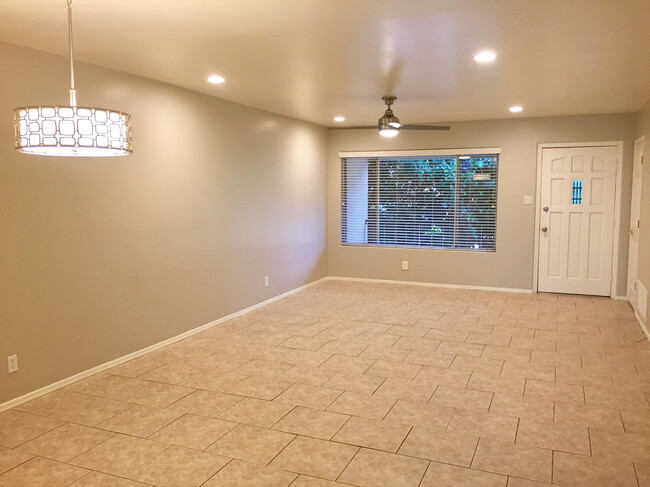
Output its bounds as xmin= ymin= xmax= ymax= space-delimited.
xmin=630 ymin=228 xmax=635 ymax=236
xmin=543 ymin=206 xmax=549 ymax=212
xmin=541 ymin=226 xmax=548 ymax=232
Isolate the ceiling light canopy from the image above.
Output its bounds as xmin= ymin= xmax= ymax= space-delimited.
xmin=473 ymin=50 xmax=497 ymax=63
xmin=207 ymin=74 xmax=226 ymax=84
xmin=509 ymin=105 xmax=524 ymax=113
xmin=13 ymin=0 xmax=132 ymax=157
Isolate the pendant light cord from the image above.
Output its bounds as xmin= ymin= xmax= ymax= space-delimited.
xmin=67 ymin=0 xmax=77 ymax=106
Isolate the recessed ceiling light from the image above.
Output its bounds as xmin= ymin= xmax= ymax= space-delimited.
xmin=474 ymin=50 xmax=497 ymax=63
xmin=509 ymin=105 xmax=524 ymax=113
xmin=207 ymin=74 xmax=225 ymax=84
xmin=334 ymin=116 xmax=345 ymax=122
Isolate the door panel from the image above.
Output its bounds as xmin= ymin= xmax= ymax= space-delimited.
xmin=538 ymin=146 xmax=617 ymax=295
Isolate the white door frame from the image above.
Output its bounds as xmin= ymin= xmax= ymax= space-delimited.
xmin=533 ymin=141 xmax=624 ymax=297
xmin=628 ymin=135 xmax=645 ymax=307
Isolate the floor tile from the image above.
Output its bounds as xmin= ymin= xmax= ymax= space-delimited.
xmin=383 ymin=399 xmax=455 ymax=431
xmin=14 ymin=390 xmax=88 ymax=417
xmin=149 ymin=413 xmax=236 ymax=450
xmin=516 ymin=417 xmax=589 ymax=455
xmin=207 ymin=424 xmax=294 ymax=465
xmin=319 ymin=340 xmax=368 ymax=356
xmin=436 ymin=340 xmax=485 ymax=357
xmin=589 ymin=428 xmax=650 ymax=462
xmin=332 ymin=416 xmax=411 ymax=452
xmin=365 ymin=359 xmax=422 ymax=380
xmin=51 ymin=395 xmax=135 ymax=426
xmin=430 ymin=386 xmax=493 ymax=412
xmin=270 ymin=436 xmax=358 ymax=480
xmin=372 ymin=377 xmax=436 ymax=403
xmin=323 ymin=372 xmax=385 ymax=394
xmin=554 ymin=402 xmax=623 ymax=432
xmin=227 ymin=377 xmax=293 ymax=400
xmin=0 ymin=410 xmax=64 ymax=448
xmin=81 ymin=375 xmax=194 ymax=408
xmin=203 ymin=459 xmax=297 ymax=486
xmin=489 ymin=393 xmax=554 ymax=422
xmin=620 ymin=408 xmax=650 ymax=435
xmin=17 ymin=422 xmax=114 ymax=462
xmin=420 ymin=461 xmax=507 ymax=487
xmin=338 ymin=448 xmax=428 ymax=487
xmin=218 ymin=397 xmax=293 ymax=428
xmin=128 ymin=445 xmax=229 ymax=487
xmin=327 ymin=391 xmax=396 ymax=419
xmin=98 ymin=405 xmax=182 ymax=437
xmin=471 ymin=439 xmax=552 ymax=483
xmin=282 ymin=336 xmax=330 ymax=351
xmin=281 ymin=349 xmax=332 ymax=367
xmin=273 ymin=406 xmax=350 ymax=440
xmin=277 ymin=366 xmax=336 ymax=386
xmin=318 ymin=355 xmax=374 ymax=374
xmin=447 ymin=408 xmax=519 ymax=443
xmin=70 ymin=434 xmax=169 ymax=477
xmin=637 ymin=463 xmax=650 ymax=487
xmin=0 ymin=446 xmax=33 ymax=475
xmin=524 ymin=380 xmax=584 ymax=404
xmin=0 ymin=457 xmax=88 ymax=487
xmin=275 ymin=384 xmax=342 ymax=410
xmin=290 ymin=476 xmax=351 ymax=486
xmin=71 ymin=471 xmax=150 ymax=486
xmin=398 ymin=427 xmax=478 ymax=466
xmin=164 ymin=390 xmax=243 ymax=417
xmin=553 ymin=451 xmax=638 ymax=487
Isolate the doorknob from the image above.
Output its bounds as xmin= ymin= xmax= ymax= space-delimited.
xmin=630 ymin=228 xmax=635 ymax=236
xmin=541 ymin=226 xmax=548 ymax=232
xmin=543 ymin=206 xmax=549 ymax=212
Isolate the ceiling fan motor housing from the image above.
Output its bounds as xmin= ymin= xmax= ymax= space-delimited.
xmin=378 ymin=108 xmax=400 ymax=129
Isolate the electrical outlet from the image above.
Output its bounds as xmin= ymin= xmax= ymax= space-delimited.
xmin=7 ymin=355 xmax=18 ymax=373
xmin=264 ymin=276 xmax=269 ymax=287
xmin=402 ymin=261 xmax=408 ymax=271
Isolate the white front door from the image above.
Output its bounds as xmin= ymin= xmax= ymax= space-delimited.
xmin=627 ymin=137 xmax=645 ymax=308
xmin=538 ymin=146 xmax=618 ymax=295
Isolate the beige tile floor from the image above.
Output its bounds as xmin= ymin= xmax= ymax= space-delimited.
xmin=1 ymin=280 xmax=650 ymax=486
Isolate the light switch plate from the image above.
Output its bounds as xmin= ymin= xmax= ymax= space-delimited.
xmin=523 ymin=195 xmax=534 ymax=205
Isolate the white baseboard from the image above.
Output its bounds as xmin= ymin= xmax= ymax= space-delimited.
xmin=634 ymin=309 xmax=650 ymax=342
xmin=0 ymin=276 xmax=328 ymax=413
xmin=326 ymin=276 xmax=533 ymax=294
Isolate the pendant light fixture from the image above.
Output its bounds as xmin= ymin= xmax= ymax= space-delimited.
xmin=13 ymin=0 xmax=132 ymax=157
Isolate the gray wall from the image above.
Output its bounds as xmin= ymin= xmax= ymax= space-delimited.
xmin=0 ymin=42 xmax=328 ymax=404
xmin=328 ymin=114 xmax=636 ymax=292
xmin=636 ymin=100 xmax=650 ymax=322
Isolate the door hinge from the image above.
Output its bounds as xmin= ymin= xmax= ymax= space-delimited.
xmin=634 ymin=281 xmax=638 ymax=291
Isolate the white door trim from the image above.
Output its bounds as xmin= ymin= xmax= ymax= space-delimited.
xmin=533 ymin=141 xmax=624 ymax=297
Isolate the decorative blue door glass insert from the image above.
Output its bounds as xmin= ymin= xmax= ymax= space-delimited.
xmin=572 ymin=180 xmax=583 ymax=205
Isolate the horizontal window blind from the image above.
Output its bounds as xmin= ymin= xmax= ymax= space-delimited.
xmin=341 ymin=153 xmax=498 ymax=251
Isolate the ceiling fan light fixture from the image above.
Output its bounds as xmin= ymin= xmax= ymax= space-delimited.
xmin=378 ymin=125 xmax=399 ymax=137
xmin=13 ymin=0 xmax=132 ymax=157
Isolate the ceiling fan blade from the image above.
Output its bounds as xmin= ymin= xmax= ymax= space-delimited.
xmin=330 ymin=126 xmax=379 ymax=130
xmin=400 ymin=124 xmax=450 ymax=131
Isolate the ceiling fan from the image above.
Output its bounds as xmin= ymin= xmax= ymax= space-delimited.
xmin=336 ymin=96 xmax=450 ymax=137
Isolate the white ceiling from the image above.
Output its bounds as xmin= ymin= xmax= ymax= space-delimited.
xmin=1 ymin=0 xmax=649 ymax=127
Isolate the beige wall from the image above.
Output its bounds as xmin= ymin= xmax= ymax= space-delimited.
xmin=0 ymin=42 xmax=328 ymax=404
xmin=636 ymin=100 xmax=650 ymax=320
xmin=328 ymin=114 xmax=636 ymax=292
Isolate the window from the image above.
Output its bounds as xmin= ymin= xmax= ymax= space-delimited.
xmin=341 ymin=151 xmax=498 ymax=251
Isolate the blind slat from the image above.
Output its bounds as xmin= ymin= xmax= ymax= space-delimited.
xmin=341 ymin=154 xmax=498 ymax=251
